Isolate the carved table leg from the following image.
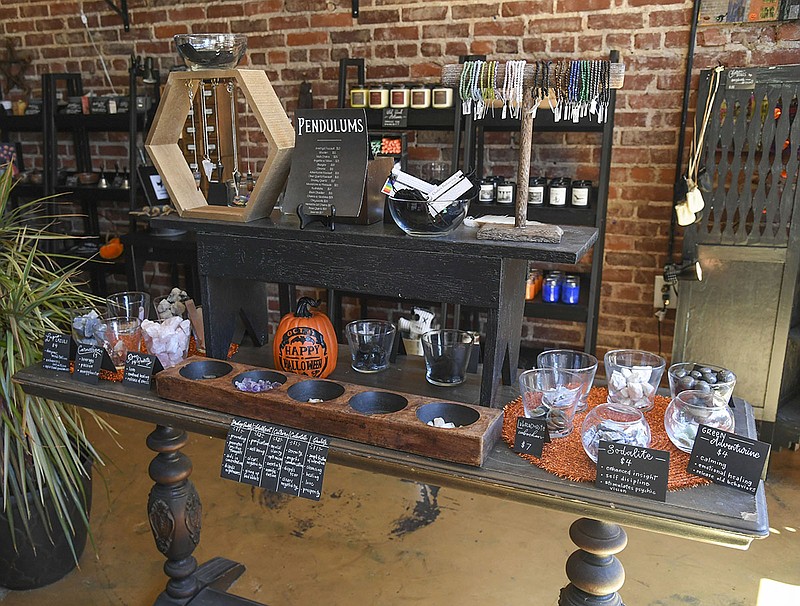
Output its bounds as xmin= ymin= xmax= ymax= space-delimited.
xmin=559 ymin=518 xmax=627 ymax=606
xmin=147 ymin=425 xmax=202 ymax=605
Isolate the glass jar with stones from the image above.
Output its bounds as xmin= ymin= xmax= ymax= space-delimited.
xmin=667 ymin=362 xmax=736 ymax=407
xmin=581 ymin=402 xmax=652 ymax=463
xmin=345 ymin=320 xmax=396 ymax=373
xmin=604 ymin=349 xmax=666 ymax=411
xmin=518 ymin=368 xmax=583 ymax=438
xmin=664 ymin=389 xmax=735 ymax=453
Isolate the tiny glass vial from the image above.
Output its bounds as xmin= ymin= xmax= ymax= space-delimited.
xmin=479 ymin=178 xmax=495 ymax=204
xmin=528 ymin=176 xmax=547 ymax=206
xmin=571 ymin=180 xmax=592 ymax=207
xmin=432 ymin=86 xmax=454 ymax=109
xmin=542 ymin=275 xmax=561 ymax=303
xmin=561 ymin=275 xmax=580 ymax=305
xmin=496 ymin=181 xmax=515 ymax=205
xmin=350 ymin=86 xmax=368 ymax=108
xmin=548 ymin=177 xmax=569 ymax=207
xmin=410 ymin=85 xmax=431 ymax=109
xmin=390 ymin=84 xmax=410 ymax=108
xmin=368 ymin=85 xmax=389 ymax=109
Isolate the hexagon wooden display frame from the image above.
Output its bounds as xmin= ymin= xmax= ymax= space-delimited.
xmin=145 ymin=69 xmax=295 ymax=222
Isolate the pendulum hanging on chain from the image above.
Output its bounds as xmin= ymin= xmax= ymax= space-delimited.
xmin=199 ymin=80 xmax=214 ymax=182
xmin=212 ymin=78 xmax=224 ymax=182
xmin=227 ymin=79 xmax=246 ymax=207
xmin=185 ymin=80 xmax=201 ymax=190
xmin=244 ymin=98 xmax=254 ymax=193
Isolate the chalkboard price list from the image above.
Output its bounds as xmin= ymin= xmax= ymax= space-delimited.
xmin=687 ymin=425 xmax=770 ymax=495
xmin=596 ymin=441 xmax=670 ymax=502
xmin=221 ymin=417 xmax=329 ymax=501
xmin=42 ymin=331 xmax=71 ymax=373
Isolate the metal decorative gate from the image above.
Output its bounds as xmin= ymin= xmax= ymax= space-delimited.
xmin=674 ymin=65 xmax=800 ymax=429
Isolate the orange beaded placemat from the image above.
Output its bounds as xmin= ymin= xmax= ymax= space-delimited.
xmin=502 ymin=386 xmax=711 ymax=491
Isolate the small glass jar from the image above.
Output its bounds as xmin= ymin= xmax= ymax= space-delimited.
xmin=571 ymin=180 xmax=592 ymax=207
xmin=525 ymin=269 xmax=543 ymax=300
xmin=410 ymin=84 xmax=431 ymax=109
xmin=528 ymin=176 xmax=547 ymax=206
xmin=478 ymin=178 xmax=495 ymax=204
xmin=432 ymin=86 xmax=454 ymax=109
xmin=581 ymin=403 xmax=652 ymax=463
xmin=548 ymin=177 xmax=570 ymax=207
xmin=350 ymin=86 xmax=368 ymax=108
xmin=561 ymin=275 xmax=580 ymax=305
xmin=664 ymin=389 xmax=735 ymax=453
xmin=542 ymin=275 xmax=561 ymax=303
xmin=368 ymin=85 xmax=389 ymax=109
xmin=496 ymin=181 xmax=515 ymax=205
xmin=390 ymin=83 xmax=410 ymax=108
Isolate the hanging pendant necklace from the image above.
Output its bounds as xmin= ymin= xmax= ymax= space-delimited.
xmin=199 ymin=81 xmax=214 ymax=182
xmin=185 ymin=80 xmax=201 ymax=189
xmin=227 ymin=80 xmax=241 ymax=196
xmin=212 ymin=78 xmax=224 ymax=182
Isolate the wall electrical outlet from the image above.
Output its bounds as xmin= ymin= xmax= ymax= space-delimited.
xmin=654 ymin=276 xmax=678 ymax=309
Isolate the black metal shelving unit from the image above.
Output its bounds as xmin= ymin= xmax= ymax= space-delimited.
xmin=359 ymin=51 xmax=618 ymax=356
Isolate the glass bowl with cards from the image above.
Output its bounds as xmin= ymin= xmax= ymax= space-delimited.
xmin=387 ymin=167 xmax=475 ymax=237
xmin=664 ymin=389 xmax=735 ymax=453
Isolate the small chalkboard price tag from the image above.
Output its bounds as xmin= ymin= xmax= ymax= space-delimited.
xmin=513 ymin=417 xmax=549 ymax=458
xmin=42 ymin=331 xmax=71 ymax=373
xmin=72 ymin=344 xmax=104 ymax=384
xmin=221 ymin=417 xmax=329 ymax=501
xmin=382 ymin=108 xmax=408 ymax=128
xmin=687 ymin=425 xmax=770 ymax=495
xmin=596 ymin=441 xmax=670 ymax=502
xmin=122 ymin=352 xmax=163 ymax=390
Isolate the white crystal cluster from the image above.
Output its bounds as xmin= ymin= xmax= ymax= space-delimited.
xmin=142 ymin=317 xmax=191 ymax=368
xmin=607 ymin=365 xmax=656 ymax=409
xmin=427 ymin=416 xmax=457 ymax=428
xmin=155 ymin=288 xmax=189 ymax=319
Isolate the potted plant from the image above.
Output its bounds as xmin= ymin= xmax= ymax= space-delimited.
xmin=0 ymin=165 xmax=113 ymax=589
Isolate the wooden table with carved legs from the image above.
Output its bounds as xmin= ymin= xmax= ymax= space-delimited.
xmin=15 ymin=360 xmax=768 ymax=606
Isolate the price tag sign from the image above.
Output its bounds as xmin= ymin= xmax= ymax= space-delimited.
xmin=687 ymin=425 xmax=770 ymax=495
xmin=382 ymin=108 xmax=408 ymax=128
xmin=42 ymin=331 xmax=71 ymax=373
xmin=221 ymin=417 xmax=329 ymax=502
xmin=122 ymin=352 xmax=163 ymax=390
xmin=72 ymin=344 xmax=104 ymax=384
xmin=596 ymin=441 xmax=670 ymax=502
xmin=513 ymin=417 xmax=549 ymax=458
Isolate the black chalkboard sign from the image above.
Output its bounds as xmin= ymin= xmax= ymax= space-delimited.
xmin=42 ymin=331 xmax=71 ymax=373
xmin=122 ymin=352 xmax=163 ymax=390
xmin=687 ymin=425 xmax=770 ymax=495
xmin=382 ymin=108 xmax=408 ymax=128
xmin=513 ymin=417 xmax=549 ymax=458
xmin=596 ymin=441 xmax=670 ymax=502
xmin=90 ymin=97 xmax=109 ymax=114
xmin=221 ymin=417 xmax=329 ymax=501
xmin=72 ymin=344 xmax=105 ymax=384
xmin=282 ymin=109 xmax=369 ymax=218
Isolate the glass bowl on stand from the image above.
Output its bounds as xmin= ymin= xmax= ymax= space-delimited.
xmin=174 ymin=34 xmax=248 ymax=70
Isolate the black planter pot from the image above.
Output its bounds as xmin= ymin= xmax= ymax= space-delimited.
xmin=0 ymin=457 xmax=93 ymax=590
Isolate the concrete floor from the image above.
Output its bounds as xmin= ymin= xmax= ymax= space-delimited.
xmin=1 ymin=415 xmax=799 ymax=606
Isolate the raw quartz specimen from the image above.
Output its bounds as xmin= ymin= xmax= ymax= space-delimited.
xmin=72 ymin=309 xmax=106 ymax=345
xmin=608 ymin=365 xmax=656 ymax=408
xmin=427 ymin=416 xmax=457 ymax=429
xmin=156 ymin=287 xmax=189 ymax=319
xmin=581 ymin=418 xmax=651 ymax=463
xmin=234 ymin=377 xmax=281 ymax=393
xmin=141 ymin=317 xmax=191 ymax=368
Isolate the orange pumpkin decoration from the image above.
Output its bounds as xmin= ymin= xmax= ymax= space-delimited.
xmin=99 ymin=237 xmax=123 ymax=260
xmin=273 ymin=297 xmax=338 ymax=378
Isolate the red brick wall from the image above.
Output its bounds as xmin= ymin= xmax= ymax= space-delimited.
xmin=3 ymin=0 xmax=800 ymax=359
